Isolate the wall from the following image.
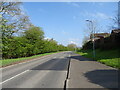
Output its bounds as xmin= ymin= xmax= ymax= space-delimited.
xmin=82 ymin=30 xmax=120 ymax=50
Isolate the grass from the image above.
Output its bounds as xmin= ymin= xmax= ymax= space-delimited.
xmin=77 ymin=49 xmax=120 ymax=69
xmin=0 ymin=52 xmax=59 ymax=67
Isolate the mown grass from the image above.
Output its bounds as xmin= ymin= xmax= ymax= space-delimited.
xmin=0 ymin=52 xmax=59 ymax=67
xmin=77 ymin=49 xmax=120 ymax=69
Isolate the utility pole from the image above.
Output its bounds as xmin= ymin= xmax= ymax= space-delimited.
xmin=86 ymin=20 xmax=96 ymax=60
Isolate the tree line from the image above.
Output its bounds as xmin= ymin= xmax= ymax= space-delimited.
xmin=0 ymin=2 xmax=76 ymax=59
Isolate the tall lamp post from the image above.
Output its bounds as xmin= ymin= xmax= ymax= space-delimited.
xmin=86 ymin=20 xmax=96 ymax=59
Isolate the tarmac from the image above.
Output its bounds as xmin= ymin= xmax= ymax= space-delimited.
xmin=67 ymin=54 xmax=119 ymax=89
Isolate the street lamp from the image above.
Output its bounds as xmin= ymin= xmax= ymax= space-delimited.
xmin=86 ymin=20 xmax=96 ymax=60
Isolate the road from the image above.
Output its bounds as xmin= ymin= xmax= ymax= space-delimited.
xmin=1 ymin=51 xmax=118 ymax=89
xmin=2 ymin=52 xmax=71 ymax=88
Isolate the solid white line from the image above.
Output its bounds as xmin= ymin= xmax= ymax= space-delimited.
xmin=0 ymin=70 xmax=29 ymax=84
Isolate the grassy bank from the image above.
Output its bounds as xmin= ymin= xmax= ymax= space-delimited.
xmin=77 ymin=49 xmax=120 ymax=69
xmin=1 ymin=52 xmax=60 ymax=67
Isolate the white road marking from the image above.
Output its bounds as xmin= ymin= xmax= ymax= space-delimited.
xmin=69 ymin=54 xmax=71 ymax=57
xmin=66 ymin=79 xmax=69 ymax=88
xmin=0 ymin=70 xmax=29 ymax=84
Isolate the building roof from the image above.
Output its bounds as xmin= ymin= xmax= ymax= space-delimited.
xmin=90 ymin=33 xmax=110 ymax=39
xmin=111 ymin=29 xmax=120 ymax=34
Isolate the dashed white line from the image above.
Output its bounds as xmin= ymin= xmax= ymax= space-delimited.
xmin=0 ymin=70 xmax=29 ymax=84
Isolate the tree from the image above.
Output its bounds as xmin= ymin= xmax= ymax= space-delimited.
xmin=24 ymin=26 xmax=44 ymax=42
xmin=1 ymin=2 xmax=70 ymax=59
xmin=58 ymin=44 xmax=67 ymax=51
xmin=0 ymin=2 xmax=31 ymax=39
xmin=109 ymin=2 xmax=120 ymax=29
xmin=82 ymin=36 xmax=90 ymax=45
xmin=43 ymin=39 xmax=58 ymax=53
xmin=24 ymin=26 xmax=45 ymax=55
xmin=67 ymin=43 xmax=77 ymax=51
xmin=110 ymin=13 xmax=120 ymax=29
xmin=1 ymin=2 xmax=32 ymax=58
xmin=85 ymin=20 xmax=100 ymax=37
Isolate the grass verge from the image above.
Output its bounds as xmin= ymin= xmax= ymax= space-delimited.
xmin=76 ymin=49 xmax=120 ymax=69
xmin=1 ymin=52 xmax=60 ymax=67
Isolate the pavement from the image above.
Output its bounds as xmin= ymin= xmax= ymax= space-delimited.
xmin=66 ymin=53 xmax=119 ymax=89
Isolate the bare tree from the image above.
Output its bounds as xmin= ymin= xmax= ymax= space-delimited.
xmin=0 ymin=2 xmax=31 ymax=38
xmin=110 ymin=13 xmax=120 ymax=29
xmin=109 ymin=2 xmax=120 ymax=29
xmin=82 ymin=36 xmax=90 ymax=45
xmin=84 ymin=19 xmax=101 ymax=37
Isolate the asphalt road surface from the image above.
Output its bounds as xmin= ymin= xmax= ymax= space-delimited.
xmin=2 ymin=52 xmax=72 ymax=88
xmin=1 ymin=51 xmax=118 ymax=89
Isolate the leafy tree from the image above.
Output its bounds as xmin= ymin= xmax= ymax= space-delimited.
xmin=24 ymin=26 xmax=44 ymax=42
xmin=67 ymin=44 xmax=77 ymax=51
xmin=1 ymin=2 xmax=73 ymax=59
xmin=23 ymin=26 xmax=45 ymax=55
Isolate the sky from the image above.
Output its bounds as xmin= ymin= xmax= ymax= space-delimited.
xmin=23 ymin=2 xmax=118 ymax=47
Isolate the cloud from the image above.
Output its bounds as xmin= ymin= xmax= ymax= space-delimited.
xmin=68 ymin=38 xmax=81 ymax=46
xmin=82 ymin=11 xmax=111 ymax=20
xmin=44 ymin=37 xmax=51 ymax=40
xmin=95 ymin=12 xmax=110 ymax=19
xmin=69 ymin=41 xmax=77 ymax=44
xmin=67 ymin=2 xmax=80 ymax=8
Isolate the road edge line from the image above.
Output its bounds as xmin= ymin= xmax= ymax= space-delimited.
xmin=0 ymin=70 xmax=29 ymax=84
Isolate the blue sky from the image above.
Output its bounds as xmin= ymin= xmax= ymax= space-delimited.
xmin=23 ymin=2 xmax=118 ymax=47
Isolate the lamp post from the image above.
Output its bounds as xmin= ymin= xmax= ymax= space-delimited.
xmin=86 ymin=20 xmax=96 ymax=60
